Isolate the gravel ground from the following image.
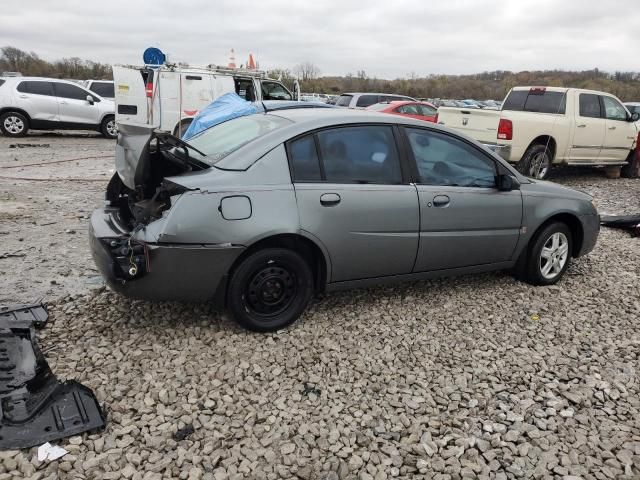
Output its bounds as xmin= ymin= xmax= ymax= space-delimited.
xmin=0 ymin=133 xmax=639 ymax=480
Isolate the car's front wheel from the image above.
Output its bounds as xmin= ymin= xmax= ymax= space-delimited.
xmin=227 ymin=248 xmax=314 ymax=331
xmin=522 ymin=222 xmax=572 ymax=286
xmin=0 ymin=111 xmax=29 ymax=137
xmin=100 ymin=116 xmax=118 ymax=139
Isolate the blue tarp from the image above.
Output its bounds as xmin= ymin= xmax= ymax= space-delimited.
xmin=182 ymin=93 xmax=259 ymax=140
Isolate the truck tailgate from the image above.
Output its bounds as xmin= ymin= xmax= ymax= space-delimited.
xmin=437 ymin=107 xmax=500 ymax=144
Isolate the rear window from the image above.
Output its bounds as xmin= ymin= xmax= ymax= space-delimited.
xmin=367 ymin=103 xmax=390 ymax=111
xmin=89 ymin=82 xmax=114 ymax=98
xmin=187 ymin=114 xmax=291 ymax=165
xmin=335 ymin=94 xmax=353 ymax=107
xmin=355 ymin=95 xmax=380 ymax=108
xmin=502 ymin=89 xmax=566 ymax=114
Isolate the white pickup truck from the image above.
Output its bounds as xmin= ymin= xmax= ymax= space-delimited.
xmin=437 ymin=86 xmax=640 ymax=179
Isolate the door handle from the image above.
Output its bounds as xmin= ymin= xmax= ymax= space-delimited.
xmin=18 ymin=94 xmax=28 ymax=99
xmin=432 ymin=194 xmax=450 ymax=207
xmin=576 ymin=124 xmax=586 ymax=128
xmin=320 ymin=193 xmax=341 ymax=207
xmin=608 ymin=126 xmax=616 ymax=130
xmin=59 ymin=101 xmax=68 ymax=105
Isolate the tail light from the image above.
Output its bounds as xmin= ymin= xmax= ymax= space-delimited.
xmin=145 ymin=81 xmax=153 ymax=98
xmin=497 ymin=119 xmax=513 ymax=140
xmin=434 ymin=112 xmax=439 ymax=123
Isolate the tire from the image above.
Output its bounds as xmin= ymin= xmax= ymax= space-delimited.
xmin=517 ymin=144 xmax=553 ymax=180
xmin=521 ymin=222 xmax=572 ymax=286
xmin=100 ymin=116 xmax=117 ymax=139
xmin=621 ymin=150 xmax=639 ymax=179
xmin=0 ymin=111 xmax=29 ymax=137
xmin=226 ymin=248 xmax=314 ymax=332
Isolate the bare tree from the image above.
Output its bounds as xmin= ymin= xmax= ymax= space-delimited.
xmin=294 ymin=62 xmax=320 ymax=81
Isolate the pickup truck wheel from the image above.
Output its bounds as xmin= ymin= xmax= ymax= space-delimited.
xmin=621 ymin=150 xmax=639 ymax=178
xmin=100 ymin=116 xmax=118 ymax=139
xmin=227 ymin=248 xmax=314 ymax=332
xmin=0 ymin=112 xmax=29 ymax=137
xmin=518 ymin=144 xmax=552 ymax=180
xmin=522 ymin=222 xmax=572 ymax=286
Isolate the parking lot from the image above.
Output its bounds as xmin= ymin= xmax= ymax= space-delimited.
xmin=1 ymin=133 xmax=639 ymax=479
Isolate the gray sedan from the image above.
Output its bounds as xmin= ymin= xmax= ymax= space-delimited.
xmin=90 ymin=107 xmax=599 ymax=331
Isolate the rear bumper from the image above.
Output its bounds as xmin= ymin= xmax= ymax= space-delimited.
xmin=577 ymin=214 xmax=600 ymax=257
xmin=89 ymin=208 xmax=244 ymax=303
xmin=483 ymin=143 xmax=512 ymax=161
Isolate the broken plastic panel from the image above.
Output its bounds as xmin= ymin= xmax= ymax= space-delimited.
xmin=0 ymin=304 xmax=106 ymax=450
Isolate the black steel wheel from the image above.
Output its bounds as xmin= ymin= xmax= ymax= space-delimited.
xmin=227 ymin=248 xmax=313 ymax=331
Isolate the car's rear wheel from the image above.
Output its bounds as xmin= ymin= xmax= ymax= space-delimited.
xmin=101 ymin=116 xmax=117 ymax=139
xmin=0 ymin=112 xmax=29 ymax=137
xmin=522 ymin=222 xmax=572 ymax=286
xmin=518 ymin=144 xmax=553 ymax=180
xmin=227 ymin=248 xmax=314 ymax=331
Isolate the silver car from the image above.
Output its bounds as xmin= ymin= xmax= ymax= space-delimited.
xmin=0 ymin=76 xmax=116 ymax=138
xmin=90 ymin=107 xmax=599 ymax=331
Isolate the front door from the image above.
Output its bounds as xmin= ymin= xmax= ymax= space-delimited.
xmin=288 ymin=126 xmax=419 ymax=282
xmin=570 ymin=93 xmax=605 ymax=161
xmin=403 ymin=127 xmax=522 ymax=272
xmin=600 ymin=95 xmax=636 ymax=162
xmin=53 ymin=82 xmax=101 ymax=125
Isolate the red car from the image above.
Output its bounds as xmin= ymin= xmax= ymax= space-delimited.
xmin=367 ymin=100 xmax=438 ymax=123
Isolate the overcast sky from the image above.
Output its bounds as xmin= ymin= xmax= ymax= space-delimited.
xmin=1 ymin=0 xmax=637 ymax=78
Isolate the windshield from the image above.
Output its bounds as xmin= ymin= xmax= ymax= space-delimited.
xmin=186 ymin=114 xmax=292 ymax=165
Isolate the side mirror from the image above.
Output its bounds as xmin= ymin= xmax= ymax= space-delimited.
xmin=86 ymin=95 xmax=95 ymax=105
xmin=497 ymin=174 xmax=520 ymax=191
xmin=630 ymin=112 xmax=640 ymax=122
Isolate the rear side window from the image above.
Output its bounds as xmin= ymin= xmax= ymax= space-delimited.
xmin=335 ymin=94 xmax=353 ymax=107
xmin=17 ymin=81 xmax=54 ymax=96
xmin=419 ymin=104 xmax=437 ymax=116
xmin=53 ymin=82 xmax=90 ymax=100
xmin=579 ymin=94 xmax=602 ymax=118
xmin=502 ymin=89 xmax=566 ymax=114
xmin=355 ymin=94 xmax=380 ymax=108
xmin=316 ymin=126 xmax=402 ymax=184
xmin=397 ymin=104 xmax=420 ymax=115
xmin=89 ymin=82 xmax=114 ymax=98
xmin=288 ymin=135 xmax=322 ymax=181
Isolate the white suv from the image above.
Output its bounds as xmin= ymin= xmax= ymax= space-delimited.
xmin=0 ymin=77 xmax=116 ymax=138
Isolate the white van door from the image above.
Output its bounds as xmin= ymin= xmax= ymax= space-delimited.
xmin=112 ymin=66 xmax=150 ymax=125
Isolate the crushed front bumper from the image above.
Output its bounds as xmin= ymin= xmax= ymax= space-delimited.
xmin=90 ymin=208 xmax=245 ymax=303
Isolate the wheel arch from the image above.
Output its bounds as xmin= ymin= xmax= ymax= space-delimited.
xmin=525 ymin=135 xmax=557 ymax=161
xmin=228 ymin=233 xmax=330 ymax=294
xmin=0 ymin=107 xmax=32 ymax=121
xmin=532 ymin=212 xmax=584 ymax=258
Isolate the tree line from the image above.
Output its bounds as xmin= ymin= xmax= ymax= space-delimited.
xmin=2 ymin=46 xmax=639 ymax=101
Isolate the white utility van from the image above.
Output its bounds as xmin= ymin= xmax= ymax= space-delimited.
xmin=112 ymin=64 xmax=298 ymax=136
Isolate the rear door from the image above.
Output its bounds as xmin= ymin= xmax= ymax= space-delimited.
xmin=53 ymin=82 xmax=101 ymax=125
xmin=404 ymin=127 xmax=522 ymax=272
xmin=15 ymin=81 xmax=59 ymax=122
xmin=112 ymin=66 xmax=150 ymax=125
xmin=260 ymin=80 xmax=293 ymax=101
xmin=600 ymin=95 xmax=636 ymax=162
xmin=289 ymin=125 xmax=419 ymax=282
xmin=570 ymin=93 xmax=605 ymax=161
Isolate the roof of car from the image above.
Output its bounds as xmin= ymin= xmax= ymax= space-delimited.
xmin=341 ymin=92 xmax=411 ymax=96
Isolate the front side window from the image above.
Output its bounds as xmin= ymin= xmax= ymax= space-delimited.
xmin=579 ymin=94 xmax=602 ymax=118
xmin=54 ymin=82 xmax=91 ymax=100
xmin=316 ymin=126 xmax=402 ymax=184
xmin=418 ymin=104 xmax=437 ymax=116
xmin=261 ymin=81 xmax=292 ymax=100
xmin=405 ymin=128 xmax=496 ymax=188
xmin=188 ymin=114 xmax=291 ymax=165
xmin=355 ymin=95 xmax=379 ymax=108
xmin=397 ymin=104 xmax=420 ymax=115
xmin=235 ymin=79 xmax=256 ymax=101
xmin=89 ymin=82 xmax=114 ymax=98
xmin=601 ymin=96 xmax=628 ymax=121
xmin=17 ymin=81 xmax=54 ymax=96
xmin=288 ymin=135 xmax=321 ymax=181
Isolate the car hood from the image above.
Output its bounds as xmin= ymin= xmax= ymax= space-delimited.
xmin=520 ymin=179 xmax=592 ymax=202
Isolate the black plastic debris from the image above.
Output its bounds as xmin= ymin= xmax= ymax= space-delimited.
xmin=173 ymin=424 xmax=195 ymax=441
xmin=0 ymin=303 xmax=106 ymax=449
xmin=600 ymin=214 xmax=640 ymax=237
